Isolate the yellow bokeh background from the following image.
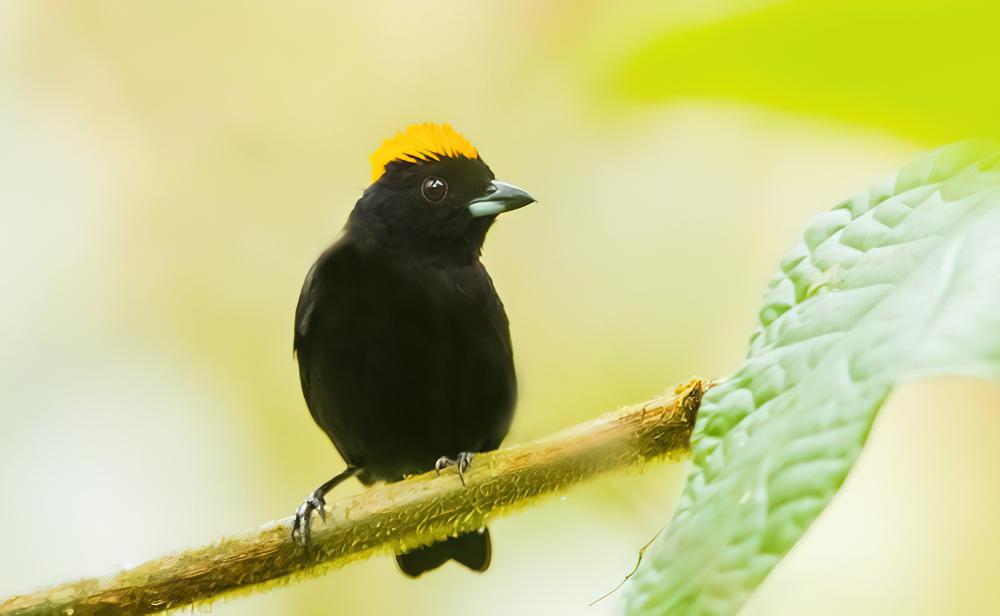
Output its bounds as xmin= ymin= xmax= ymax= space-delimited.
xmin=2 ymin=2 xmax=998 ymax=614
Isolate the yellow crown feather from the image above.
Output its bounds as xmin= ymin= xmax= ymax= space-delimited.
xmin=369 ymin=123 xmax=479 ymax=182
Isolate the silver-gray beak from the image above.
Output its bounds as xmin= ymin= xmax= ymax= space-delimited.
xmin=467 ymin=180 xmax=536 ymax=218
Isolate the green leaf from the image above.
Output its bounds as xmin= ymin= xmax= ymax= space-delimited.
xmin=623 ymin=141 xmax=1000 ymax=615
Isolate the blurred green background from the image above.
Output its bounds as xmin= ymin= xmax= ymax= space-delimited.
xmin=2 ymin=1 xmax=999 ymax=614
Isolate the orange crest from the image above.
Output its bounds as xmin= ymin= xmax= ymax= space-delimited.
xmin=369 ymin=123 xmax=479 ymax=182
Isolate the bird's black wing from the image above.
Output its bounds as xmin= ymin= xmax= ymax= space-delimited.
xmin=293 ymin=238 xmax=356 ymax=463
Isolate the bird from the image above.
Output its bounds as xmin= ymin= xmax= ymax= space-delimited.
xmin=290 ymin=123 xmax=535 ymax=577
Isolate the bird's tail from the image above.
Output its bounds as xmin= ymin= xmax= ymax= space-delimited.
xmin=395 ymin=527 xmax=491 ymax=577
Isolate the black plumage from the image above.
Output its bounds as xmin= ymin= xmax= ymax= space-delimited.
xmin=291 ymin=126 xmax=534 ymax=577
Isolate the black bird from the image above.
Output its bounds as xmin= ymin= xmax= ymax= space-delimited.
xmin=291 ymin=123 xmax=535 ymax=577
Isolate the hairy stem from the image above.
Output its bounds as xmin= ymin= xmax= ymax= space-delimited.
xmin=0 ymin=379 xmax=707 ymax=616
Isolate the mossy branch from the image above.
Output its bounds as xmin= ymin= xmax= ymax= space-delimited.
xmin=0 ymin=379 xmax=708 ymax=616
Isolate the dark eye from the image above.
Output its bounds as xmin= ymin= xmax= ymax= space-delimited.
xmin=421 ymin=177 xmax=448 ymax=203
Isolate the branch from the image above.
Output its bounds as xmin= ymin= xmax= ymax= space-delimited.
xmin=1 ymin=379 xmax=708 ymax=616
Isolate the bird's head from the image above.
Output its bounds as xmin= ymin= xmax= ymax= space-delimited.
xmin=347 ymin=123 xmax=535 ymax=261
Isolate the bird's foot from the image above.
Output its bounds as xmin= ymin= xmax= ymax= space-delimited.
xmin=435 ymin=452 xmax=474 ymax=486
xmin=290 ymin=466 xmax=361 ymax=548
xmin=292 ymin=491 xmax=327 ymax=547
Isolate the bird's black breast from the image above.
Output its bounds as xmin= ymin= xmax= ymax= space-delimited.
xmin=294 ymin=238 xmax=516 ymax=483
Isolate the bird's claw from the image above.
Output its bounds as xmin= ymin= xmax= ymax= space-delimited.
xmin=435 ymin=452 xmax=474 ymax=486
xmin=292 ymin=492 xmax=327 ymax=547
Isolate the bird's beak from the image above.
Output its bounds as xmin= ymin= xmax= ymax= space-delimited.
xmin=467 ymin=180 xmax=536 ymax=218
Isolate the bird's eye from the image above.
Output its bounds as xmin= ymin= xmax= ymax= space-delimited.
xmin=421 ymin=177 xmax=448 ymax=203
